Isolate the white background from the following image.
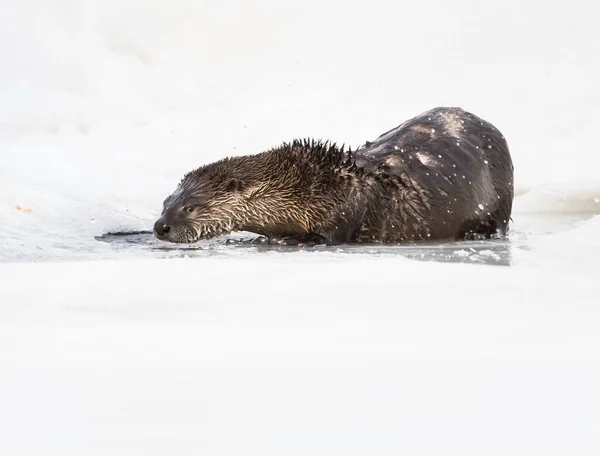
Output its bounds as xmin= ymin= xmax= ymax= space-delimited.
xmin=1 ymin=1 xmax=599 ymax=454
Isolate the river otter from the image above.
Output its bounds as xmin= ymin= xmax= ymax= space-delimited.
xmin=154 ymin=107 xmax=514 ymax=245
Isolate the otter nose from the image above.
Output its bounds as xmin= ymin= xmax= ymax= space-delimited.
xmin=154 ymin=220 xmax=171 ymax=238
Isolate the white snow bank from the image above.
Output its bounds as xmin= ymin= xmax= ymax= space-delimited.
xmin=514 ymin=183 xmax=600 ymax=213
xmin=1 ymin=257 xmax=599 ymax=456
xmin=510 ymin=214 xmax=600 ymax=269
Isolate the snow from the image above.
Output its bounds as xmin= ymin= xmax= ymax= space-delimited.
xmin=2 ymin=258 xmax=600 ymax=455
xmin=1 ymin=0 xmax=600 ymax=454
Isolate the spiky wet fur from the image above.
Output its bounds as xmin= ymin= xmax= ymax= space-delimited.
xmin=155 ymin=107 xmax=514 ymax=244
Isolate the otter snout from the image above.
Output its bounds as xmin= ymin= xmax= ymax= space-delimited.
xmin=154 ymin=219 xmax=171 ymax=240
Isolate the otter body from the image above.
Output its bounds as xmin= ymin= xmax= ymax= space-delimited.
xmin=154 ymin=107 xmax=514 ymax=245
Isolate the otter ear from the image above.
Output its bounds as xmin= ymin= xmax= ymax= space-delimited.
xmin=225 ymin=178 xmax=247 ymax=193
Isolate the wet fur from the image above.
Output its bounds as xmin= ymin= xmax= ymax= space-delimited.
xmin=154 ymin=107 xmax=514 ymax=244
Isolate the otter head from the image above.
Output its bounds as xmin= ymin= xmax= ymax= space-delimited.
xmin=154 ymin=162 xmax=249 ymax=243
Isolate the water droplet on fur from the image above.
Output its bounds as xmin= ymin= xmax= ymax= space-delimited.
xmin=438 ymin=154 xmax=442 ymax=158
xmin=394 ymin=145 xmax=399 ymax=150
xmin=484 ymin=160 xmax=489 ymax=164
xmin=487 ymin=145 xmax=492 ymax=149
xmin=431 ymin=128 xmax=436 ymax=133
xmin=478 ymin=204 xmax=485 ymax=210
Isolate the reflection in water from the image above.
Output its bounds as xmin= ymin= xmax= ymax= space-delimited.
xmin=95 ymin=212 xmax=596 ymax=267
xmin=95 ymin=231 xmax=518 ymax=266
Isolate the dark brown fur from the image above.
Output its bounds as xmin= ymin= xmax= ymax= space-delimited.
xmin=154 ymin=107 xmax=514 ymax=244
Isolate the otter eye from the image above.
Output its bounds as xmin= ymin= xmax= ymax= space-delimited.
xmin=184 ymin=206 xmax=195 ymax=213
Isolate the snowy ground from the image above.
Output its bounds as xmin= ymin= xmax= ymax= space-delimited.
xmin=1 ymin=257 xmax=600 ymax=455
xmin=1 ymin=0 xmax=600 ymax=455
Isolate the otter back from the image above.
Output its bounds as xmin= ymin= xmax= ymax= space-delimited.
xmin=353 ymin=106 xmax=514 ymax=242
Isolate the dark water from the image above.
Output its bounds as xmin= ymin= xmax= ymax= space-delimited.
xmin=95 ymin=230 xmax=516 ymax=265
xmin=94 ymin=212 xmax=595 ymax=266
